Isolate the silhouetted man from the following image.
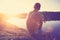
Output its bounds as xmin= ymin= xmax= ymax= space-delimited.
xmin=26 ymin=3 xmax=45 ymax=40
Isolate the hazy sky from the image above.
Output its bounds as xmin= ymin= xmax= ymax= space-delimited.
xmin=0 ymin=0 xmax=60 ymax=14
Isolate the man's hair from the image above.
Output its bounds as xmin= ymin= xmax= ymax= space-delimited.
xmin=34 ymin=3 xmax=41 ymax=10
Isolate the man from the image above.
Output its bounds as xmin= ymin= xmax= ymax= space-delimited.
xmin=26 ymin=3 xmax=45 ymax=35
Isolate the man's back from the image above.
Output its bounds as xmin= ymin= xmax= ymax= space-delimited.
xmin=27 ymin=11 xmax=44 ymax=34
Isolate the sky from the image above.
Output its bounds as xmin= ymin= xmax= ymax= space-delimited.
xmin=0 ymin=0 xmax=60 ymax=14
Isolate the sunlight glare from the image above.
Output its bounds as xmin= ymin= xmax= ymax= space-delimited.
xmin=6 ymin=17 xmax=27 ymax=29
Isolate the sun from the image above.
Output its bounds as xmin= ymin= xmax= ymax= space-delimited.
xmin=0 ymin=13 xmax=27 ymax=30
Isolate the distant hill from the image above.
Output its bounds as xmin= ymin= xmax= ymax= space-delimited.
xmin=41 ymin=12 xmax=60 ymax=21
xmin=0 ymin=12 xmax=60 ymax=20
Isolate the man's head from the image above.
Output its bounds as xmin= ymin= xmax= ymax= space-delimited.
xmin=34 ymin=3 xmax=41 ymax=10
